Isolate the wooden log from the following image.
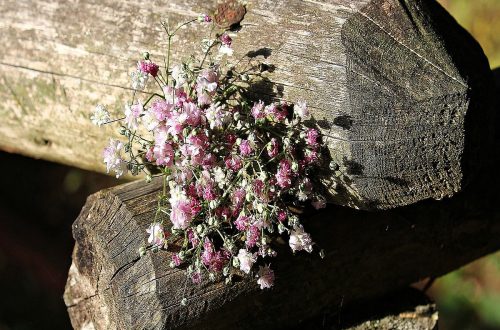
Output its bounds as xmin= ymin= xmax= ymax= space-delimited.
xmin=63 ymin=62 xmax=499 ymax=327
xmin=0 ymin=0 xmax=493 ymax=209
xmin=63 ymin=157 xmax=500 ymax=329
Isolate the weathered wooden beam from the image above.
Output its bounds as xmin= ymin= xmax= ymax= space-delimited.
xmin=63 ymin=70 xmax=500 ymax=327
xmin=0 ymin=0 xmax=493 ymax=209
xmin=63 ymin=159 xmax=500 ymax=329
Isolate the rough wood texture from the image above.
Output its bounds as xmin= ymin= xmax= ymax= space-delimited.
xmin=64 ymin=67 xmax=499 ymax=327
xmin=0 ymin=0 xmax=493 ymax=209
xmin=63 ymin=161 xmax=500 ymax=329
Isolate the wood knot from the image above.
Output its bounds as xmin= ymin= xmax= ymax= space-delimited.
xmin=215 ymin=0 xmax=246 ymax=29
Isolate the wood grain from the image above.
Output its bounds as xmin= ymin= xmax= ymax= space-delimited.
xmin=0 ymin=0 xmax=493 ymax=209
xmin=63 ymin=151 xmax=500 ymax=329
xmin=63 ymin=74 xmax=500 ymax=328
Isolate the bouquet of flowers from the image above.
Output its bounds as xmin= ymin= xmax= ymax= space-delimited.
xmin=91 ymin=13 xmax=326 ymax=291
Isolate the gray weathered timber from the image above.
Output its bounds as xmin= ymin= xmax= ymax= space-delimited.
xmin=63 ymin=84 xmax=500 ymax=328
xmin=0 ymin=0 xmax=493 ymax=209
xmin=63 ymin=170 xmax=500 ymax=329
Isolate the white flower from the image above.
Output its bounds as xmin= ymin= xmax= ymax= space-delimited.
xmin=205 ymin=104 xmax=227 ymax=129
xmin=294 ymin=100 xmax=310 ymax=119
xmin=142 ymin=109 xmax=160 ymax=131
xmin=201 ymin=39 xmax=216 ymax=52
xmin=218 ymin=44 xmax=233 ymax=56
xmin=237 ymin=249 xmax=256 ymax=274
xmin=131 ymin=69 xmax=148 ymax=90
xmin=213 ymin=167 xmax=226 ymax=188
xmin=171 ymin=65 xmax=187 ymax=88
xmin=90 ymin=104 xmax=110 ymax=126
xmin=256 ymin=265 xmax=275 ymax=289
xmin=146 ymin=223 xmax=166 ymax=248
xmin=289 ymin=225 xmax=313 ymax=253
xmin=124 ymin=101 xmax=143 ymax=130
xmin=103 ymin=139 xmax=127 ymax=178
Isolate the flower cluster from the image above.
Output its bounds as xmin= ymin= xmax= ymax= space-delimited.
xmin=92 ymin=14 xmax=326 ymax=291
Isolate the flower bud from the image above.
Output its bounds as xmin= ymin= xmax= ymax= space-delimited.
xmin=139 ymin=246 xmax=147 ymax=256
xmin=143 ymin=52 xmax=150 ymax=60
xmin=319 ymin=249 xmax=325 ymax=259
xmin=329 ymin=161 xmax=339 ymax=171
xmin=196 ymin=224 xmax=205 ymax=234
xmin=278 ymin=222 xmax=286 ymax=234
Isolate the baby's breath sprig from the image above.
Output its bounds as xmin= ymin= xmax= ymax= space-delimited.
xmin=92 ymin=13 xmax=327 ymax=291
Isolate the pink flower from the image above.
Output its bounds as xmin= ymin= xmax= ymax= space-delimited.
xmin=191 ymin=271 xmax=202 ymax=284
xmin=239 ymin=140 xmax=253 ymax=157
xmin=289 ymin=225 xmax=313 ymax=253
xmin=169 ymin=187 xmax=195 ymax=229
xmin=210 ymin=249 xmax=230 ymax=272
xmin=246 ymin=225 xmax=260 ymax=248
xmin=201 ymin=153 xmax=216 ymax=168
xmin=124 ymin=101 xmax=143 ymax=130
xmin=138 ymin=60 xmax=159 ymax=77
xmin=183 ymin=102 xmax=202 ymax=127
xmin=189 ymin=198 xmax=202 ymax=215
xmin=257 ymin=265 xmax=275 ymax=289
xmin=151 ymin=100 xmax=172 ymax=121
xmin=196 ymin=69 xmax=219 ymax=105
xmin=187 ymin=229 xmax=199 ymax=247
xmin=253 ymin=179 xmax=265 ymax=198
xmin=145 ymin=147 xmax=154 ymax=162
xmin=277 ymin=210 xmax=287 ymax=222
xmin=172 ymin=254 xmax=182 ymax=266
xmin=202 ymin=183 xmax=217 ymax=201
xmin=267 ymin=138 xmax=279 ymax=158
xmin=225 ymin=134 xmax=237 ymax=146
xmin=232 ymin=189 xmax=246 ymax=210
xmin=234 ymin=214 xmax=249 ymax=231
xmin=153 ymin=142 xmax=174 ymax=167
xmin=201 ymin=238 xmax=215 ymax=266
xmin=306 ymin=128 xmax=319 ymax=147
xmin=304 ymin=149 xmax=319 ymax=164
xmin=198 ymin=13 xmax=212 ymax=23
xmin=201 ymin=238 xmax=230 ymax=272
xmin=265 ymin=103 xmax=288 ymax=121
xmin=251 ymin=100 xmax=265 ymax=119
xmin=165 ymin=112 xmax=184 ymax=137
xmin=220 ymin=33 xmax=232 ymax=46
xmin=276 ymin=159 xmax=292 ymax=189
xmin=237 ymin=249 xmax=256 ymax=274
xmin=225 ymin=155 xmax=243 ymax=171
